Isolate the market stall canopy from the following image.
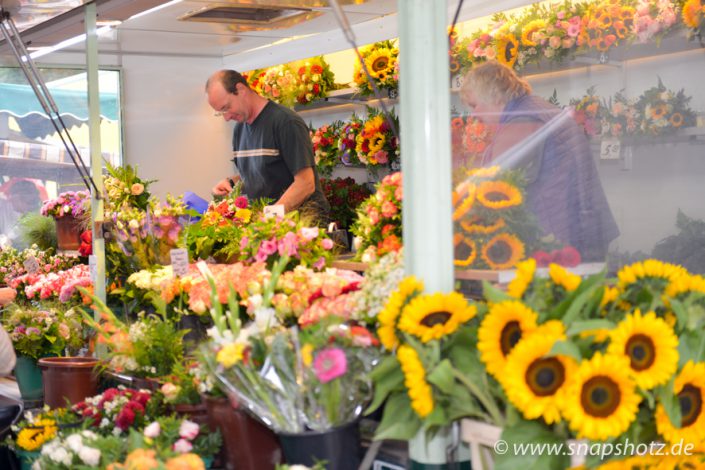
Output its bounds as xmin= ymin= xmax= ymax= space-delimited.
xmin=0 ymin=82 xmax=118 ymax=120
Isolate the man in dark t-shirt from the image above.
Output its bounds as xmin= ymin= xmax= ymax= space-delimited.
xmin=206 ymin=69 xmax=329 ymax=223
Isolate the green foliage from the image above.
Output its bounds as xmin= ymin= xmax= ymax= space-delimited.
xmin=17 ymin=213 xmax=57 ymax=251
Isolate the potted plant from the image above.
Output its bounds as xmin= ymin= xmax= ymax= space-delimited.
xmin=40 ymin=190 xmax=90 ymax=251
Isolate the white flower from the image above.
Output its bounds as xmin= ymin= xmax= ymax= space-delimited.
xmin=254 ymin=307 xmax=278 ymax=332
xmin=173 ymin=438 xmax=193 ymax=453
xmin=289 ymin=466 xmax=313 ymax=470
xmin=144 ymin=421 xmax=161 ymax=438
xmin=112 ymin=427 xmax=123 ymax=436
xmin=179 ymin=420 xmax=200 ymax=440
xmin=78 ymin=447 xmax=101 ymax=466
xmin=66 ymin=433 xmax=84 ymax=453
xmin=50 ymin=447 xmax=72 ymax=465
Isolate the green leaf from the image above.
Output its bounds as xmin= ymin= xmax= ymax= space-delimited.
xmin=670 ymin=299 xmax=688 ymax=330
xmin=494 ymin=419 xmax=570 ymax=470
xmin=656 ymin=377 xmax=681 ymax=431
xmin=548 ymin=340 xmax=582 ymax=362
xmin=427 ymin=359 xmax=456 ymax=392
xmin=556 ymin=272 xmax=605 ymax=324
xmin=366 ymin=355 xmax=404 ymax=414
xmin=483 ymin=281 xmax=511 ymax=304
xmin=373 ymin=393 xmax=422 ymax=441
xmin=565 ymin=319 xmax=615 ymax=337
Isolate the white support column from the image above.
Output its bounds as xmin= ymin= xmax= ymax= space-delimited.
xmin=399 ymin=0 xmax=453 ymax=293
xmin=85 ymin=2 xmax=106 ymax=314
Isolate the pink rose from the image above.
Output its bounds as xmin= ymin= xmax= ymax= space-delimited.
xmin=144 ymin=422 xmax=161 ymax=438
xmin=321 ymin=238 xmax=334 ymax=250
xmin=179 ymin=420 xmax=200 ymax=440
xmin=173 ymin=438 xmax=193 ymax=453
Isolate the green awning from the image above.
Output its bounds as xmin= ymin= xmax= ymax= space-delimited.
xmin=0 ymin=82 xmax=119 ymax=121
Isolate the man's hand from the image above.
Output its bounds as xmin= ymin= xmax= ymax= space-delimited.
xmin=0 ymin=287 xmax=16 ymax=307
xmin=212 ymin=176 xmax=240 ymax=196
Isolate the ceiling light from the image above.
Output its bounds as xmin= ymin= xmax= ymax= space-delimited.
xmin=129 ymin=0 xmax=183 ymax=21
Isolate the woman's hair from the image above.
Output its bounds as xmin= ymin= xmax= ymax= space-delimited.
xmin=461 ymin=61 xmax=531 ymax=106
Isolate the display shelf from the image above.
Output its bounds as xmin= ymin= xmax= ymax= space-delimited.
xmin=294 ymin=87 xmax=397 ymax=114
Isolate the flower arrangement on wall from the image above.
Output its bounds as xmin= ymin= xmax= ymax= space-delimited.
xmin=311 ymin=121 xmax=342 ymax=177
xmin=355 ymin=108 xmax=400 ymax=171
xmin=293 ymin=56 xmax=335 ymax=105
xmin=337 ymin=114 xmax=364 ymax=166
xmin=637 ymin=78 xmax=697 ymax=135
xmin=353 ymin=40 xmax=399 ymax=96
xmin=451 ymin=114 xmax=493 ymax=168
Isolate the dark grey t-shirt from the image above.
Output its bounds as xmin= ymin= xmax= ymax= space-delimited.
xmin=231 ymin=101 xmax=329 ymax=217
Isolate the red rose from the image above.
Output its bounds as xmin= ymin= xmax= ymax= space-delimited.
xmin=313 ymin=83 xmax=320 ymax=94
xmin=554 ymin=246 xmax=582 ymax=267
xmin=532 ymin=250 xmax=552 ymax=268
xmin=311 ymin=65 xmax=323 ymax=74
xmin=115 ymin=407 xmax=136 ymax=430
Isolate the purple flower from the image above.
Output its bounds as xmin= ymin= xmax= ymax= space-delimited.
xmin=26 ymin=327 xmax=41 ymax=336
xmin=313 ymin=348 xmax=347 ymax=383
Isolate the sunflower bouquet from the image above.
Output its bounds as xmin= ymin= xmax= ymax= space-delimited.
xmin=681 ymin=0 xmax=705 ymax=41
xmin=354 ymin=108 xmax=400 ymax=171
xmin=336 ymin=114 xmax=364 ymax=166
xmin=636 ymin=78 xmax=696 ymax=135
xmin=452 ymin=166 xmax=544 ymax=270
xmin=353 ymin=40 xmax=399 ymax=96
xmin=311 ymin=121 xmax=342 ymax=177
xmin=578 ymin=0 xmax=635 ymax=54
xmin=5 ymin=407 xmax=77 ymax=453
xmin=570 ymin=88 xmax=605 ymax=137
xmin=293 ymin=56 xmax=335 ymax=105
xmin=473 ymin=257 xmax=705 ymax=468
xmin=365 ymin=276 xmax=501 ymax=440
xmin=350 ymin=172 xmax=402 ymax=263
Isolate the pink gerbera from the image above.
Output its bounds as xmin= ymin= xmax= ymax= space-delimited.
xmin=313 ymin=348 xmax=347 ymax=383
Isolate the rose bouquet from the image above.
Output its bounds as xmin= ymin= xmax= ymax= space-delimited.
xmin=320 ymin=177 xmax=371 ymax=230
xmin=601 ymin=91 xmax=641 ymax=137
xmin=336 ymin=114 xmax=364 ymax=166
xmin=72 ymin=387 xmax=156 ymax=434
xmin=293 ymin=56 xmax=335 ymax=105
xmin=355 ymin=108 xmax=400 ymax=170
xmin=570 ymin=88 xmax=604 ymax=137
xmin=353 ymin=40 xmax=399 ymax=96
xmin=12 ymin=264 xmax=92 ymax=304
xmin=0 ymin=245 xmax=79 ymax=289
xmin=40 ymin=190 xmax=90 ymax=220
xmin=530 ymin=0 xmax=585 ymax=64
xmin=260 ymin=64 xmax=299 ymax=108
xmin=311 ymin=121 xmax=342 ymax=177
xmin=632 ymin=0 xmax=678 ymax=44
xmin=636 ymin=78 xmax=696 ymax=135
xmin=350 ymin=172 xmax=402 ymax=263
xmin=2 ymin=305 xmax=85 ymax=360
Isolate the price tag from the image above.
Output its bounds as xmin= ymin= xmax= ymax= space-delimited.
xmin=453 ymin=74 xmax=464 ymax=90
xmin=600 ymin=139 xmax=621 ymax=160
xmin=23 ymin=256 xmax=40 ymax=274
xmin=88 ymin=255 xmax=97 ymax=284
xmin=170 ymin=248 xmax=189 ymax=278
xmin=263 ymin=204 xmax=285 ymax=219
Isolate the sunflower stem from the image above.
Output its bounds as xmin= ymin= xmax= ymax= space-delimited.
xmin=450 ymin=366 xmax=505 ymax=427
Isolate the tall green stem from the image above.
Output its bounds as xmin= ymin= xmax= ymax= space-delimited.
xmin=451 ymin=366 xmax=505 ymax=427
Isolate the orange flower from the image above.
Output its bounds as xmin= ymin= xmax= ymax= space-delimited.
xmin=165 ymin=453 xmax=205 ymax=470
xmin=451 ymin=117 xmax=464 ymax=130
xmin=378 ymin=234 xmax=402 ymax=255
xmin=669 ymin=113 xmax=684 ymax=128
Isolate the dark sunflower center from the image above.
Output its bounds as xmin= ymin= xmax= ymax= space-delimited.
xmin=581 ymin=375 xmax=622 ymax=418
xmin=372 ymin=57 xmax=389 ymax=72
xmin=420 ymin=311 xmax=452 ymax=327
xmin=486 ymin=191 xmax=509 ymax=202
xmin=679 ymin=384 xmax=703 ymax=427
xmin=504 ymin=41 xmax=516 ymax=61
xmin=488 ymin=240 xmax=512 ymax=264
xmin=625 ymin=334 xmax=655 ymax=371
xmin=525 ymin=357 xmax=565 ymax=397
xmin=500 ymin=321 xmax=522 ymax=356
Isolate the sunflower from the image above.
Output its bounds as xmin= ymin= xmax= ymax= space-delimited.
xmin=607 ymin=310 xmax=679 ymax=390
xmin=467 ymin=165 xmax=501 ymax=179
xmin=600 ymin=285 xmax=620 ymax=308
xmin=548 ymin=263 xmax=581 ymax=292
xmin=460 ymin=218 xmax=506 ymax=235
xmin=16 ymin=418 xmax=58 ymax=451
xmin=449 ymin=58 xmax=460 ymax=74
xmin=452 ymin=183 xmax=476 ymax=221
xmin=665 ymin=274 xmax=705 ymax=304
xmin=501 ymin=321 xmax=577 ymax=424
xmin=378 ymin=277 xmax=425 ymax=350
xmin=481 ymin=233 xmax=525 ymax=270
xmin=669 ymin=112 xmax=685 ymax=128
xmin=561 ymin=353 xmax=641 ymax=441
xmin=596 ymin=455 xmax=658 ymax=469
xmin=454 ymin=238 xmax=478 ymax=267
xmin=397 ymin=291 xmax=476 ymax=342
xmin=656 ymin=361 xmax=705 ymax=447
xmin=476 ymin=181 xmax=523 ymax=209
xmin=683 ymin=0 xmax=703 ymax=28
xmin=650 ymin=103 xmax=670 ymax=120
xmin=521 ymin=19 xmax=546 ymax=47
xmin=478 ymin=300 xmax=538 ymax=377
xmin=397 ymin=344 xmax=434 ymax=418
xmin=507 ymin=258 xmax=536 ymax=299
xmin=365 ymin=48 xmax=394 ymax=78
xmin=617 ymin=259 xmax=687 ymax=304
xmin=496 ymin=34 xmax=519 ymax=69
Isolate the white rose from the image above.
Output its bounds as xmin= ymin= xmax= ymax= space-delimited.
xmin=66 ymin=434 xmax=83 ymax=453
xmin=179 ymin=420 xmax=200 ymax=440
xmin=78 ymin=447 xmax=101 ymax=466
xmin=144 ymin=421 xmax=161 ymax=438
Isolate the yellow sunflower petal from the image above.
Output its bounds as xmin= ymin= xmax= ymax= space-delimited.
xmin=397 ymin=291 xmax=477 ymax=342
xmin=656 ymin=361 xmax=705 ymax=448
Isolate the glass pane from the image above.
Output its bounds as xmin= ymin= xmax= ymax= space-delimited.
xmin=0 ymin=66 xmax=122 ymax=249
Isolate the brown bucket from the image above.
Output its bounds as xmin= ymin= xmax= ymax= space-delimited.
xmin=38 ymin=357 xmax=100 ymax=409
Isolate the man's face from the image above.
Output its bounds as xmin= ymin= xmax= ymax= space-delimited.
xmin=207 ymin=81 xmax=248 ymax=123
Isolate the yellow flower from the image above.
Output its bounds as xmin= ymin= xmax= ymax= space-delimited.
xmin=579 ymin=328 xmax=611 ymax=342
xmin=301 ymin=343 xmax=314 ymax=367
xmin=16 ymin=419 xmax=57 ymax=451
xmin=165 ymin=453 xmax=206 ymax=470
xmin=476 ymin=181 xmax=523 ymax=209
xmin=656 ymin=361 xmax=705 ymax=448
xmin=365 ymin=48 xmax=394 ymax=78
xmin=549 ymin=263 xmax=581 ymax=292
xmin=596 ymin=455 xmax=658 ymax=469
xmin=454 ymin=238 xmax=477 ymax=268
xmin=521 ymin=19 xmax=546 ymax=46
xmin=467 ymin=165 xmax=501 ymax=179
xmin=397 ymin=344 xmax=434 ymax=418
xmin=617 ymin=259 xmax=687 ymax=306
xmin=123 ymin=449 xmax=160 ymax=470
xmin=664 ymin=274 xmax=705 ymax=306
xmin=397 ymin=291 xmax=476 ymax=342
xmin=502 ymin=321 xmax=577 ymax=424
xmin=607 ymin=310 xmax=679 ymax=390
xmin=367 ymin=132 xmax=386 ymax=153
xmin=460 ymin=217 xmax=506 ymax=235
xmin=378 ymin=276 xmax=425 ymax=350
xmin=481 ymin=233 xmax=525 ymax=270
xmin=478 ymin=300 xmax=538 ymax=377
xmin=235 ymin=208 xmax=251 ymax=223
xmin=507 ymin=258 xmax=536 ymax=299
xmin=683 ymin=0 xmax=703 ymax=28
xmin=452 ymin=183 xmax=476 ymax=221
xmin=216 ymin=342 xmax=245 ymax=368
xmin=496 ymin=34 xmax=519 ymax=69
xmin=561 ymin=353 xmax=641 ymax=441
xmin=600 ymin=286 xmax=619 ymax=308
